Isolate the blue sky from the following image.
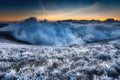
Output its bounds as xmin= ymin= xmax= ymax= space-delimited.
xmin=0 ymin=0 xmax=120 ymax=21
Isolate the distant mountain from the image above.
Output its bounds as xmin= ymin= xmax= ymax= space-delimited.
xmin=104 ymin=18 xmax=119 ymax=23
xmin=61 ymin=18 xmax=120 ymax=24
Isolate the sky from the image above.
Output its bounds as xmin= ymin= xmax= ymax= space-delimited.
xmin=0 ymin=0 xmax=120 ymax=21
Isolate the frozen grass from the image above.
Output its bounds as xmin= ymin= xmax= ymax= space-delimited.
xmin=0 ymin=39 xmax=120 ymax=80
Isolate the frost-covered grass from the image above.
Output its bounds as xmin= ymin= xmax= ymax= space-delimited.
xmin=0 ymin=39 xmax=120 ymax=80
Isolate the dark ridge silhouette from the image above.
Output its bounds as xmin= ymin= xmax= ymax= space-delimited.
xmin=0 ymin=32 xmax=31 ymax=44
xmin=60 ymin=18 xmax=120 ymax=24
xmin=0 ymin=23 xmax=10 ymax=28
xmin=104 ymin=18 xmax=119 ymax=23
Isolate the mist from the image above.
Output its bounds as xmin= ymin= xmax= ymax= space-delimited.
xmin=0 ymin=17 xmax=120 ymax=46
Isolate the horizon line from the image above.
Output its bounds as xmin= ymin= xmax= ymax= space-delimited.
xmin=0 ymin=17 xmax=120 ymax=22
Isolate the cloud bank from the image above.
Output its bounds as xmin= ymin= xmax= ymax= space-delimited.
xmin=0 ymin=17 xmax=120 ymax=46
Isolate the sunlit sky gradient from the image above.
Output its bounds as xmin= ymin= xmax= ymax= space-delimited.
xmin=0 ymin=0 xmax=120 ymax=21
